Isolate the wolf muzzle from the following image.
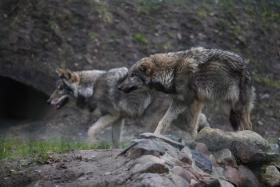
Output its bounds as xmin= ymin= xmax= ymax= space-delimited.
xmin=47 ymin=95 xmax=69 ymax=109
xmin=118 ymin=76 xmax=144 ymax=93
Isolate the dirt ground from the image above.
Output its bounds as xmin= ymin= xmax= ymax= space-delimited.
xmin=0 ymin=149 xmax=131 ymax=187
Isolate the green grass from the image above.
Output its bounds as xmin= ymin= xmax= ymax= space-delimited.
xmin=132 ymin=33 xmax=148 ymax=44
xmin=88 ymin=31 xmax=98 ymax=40
xmin=95 ymin=1 xmax=113 ymax=24
xmin=0 ymin=138 xmax=112 ymax=164
xmin=253 ymin=73 xmax=280 ymax=90
xmin=196 ymin=6 xmax=209 ymax=18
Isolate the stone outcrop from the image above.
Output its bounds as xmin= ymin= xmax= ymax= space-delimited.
xmin=1 ymin=129 xmax=279 ymax=187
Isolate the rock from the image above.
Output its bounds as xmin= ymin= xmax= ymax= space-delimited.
xmin=218 ymin=179 xmax=235 ymax=187
xmin=171 ymin=166 xmax=195 ymax=183
xmin=239 ymin=165 xmax=261 ymax=187
xmin=170 ymin=174 xmax=189 ymax=187
xmin=260 ymin=93 xmax=270 ymax=100
xmin=261 ymin=165 xmax=280 ymax=187
xmin=224 ymin=166 xmax=242 ymax=187
xmin=191 ymin=150 xmax=212 ymax=173
xmin=230 ymin=141 xmax=279 ymax=164
xmin=212 ymin=166 xmax=224 ymax=178
xmin=171 ymin=163 xmax=219 ymax=186
xmin=195 ymin=143 xmax=210 ymax=156
xmin=196 ymin=128 xmax=274 ymax=164
xmin=126 ymin=139 xmax=166 ymax=159
xmin=214 ymin=149 xmax=237 ymax=167
xmin=138 ymin=133 xmax=184 ymax=149
xmin=134 ymin=173 xmax=175 ymax=187
xmin=200 ymin=176 xmax=221 ymax=187
xmin=196 ymin=128 xmax=270 ymax=152
xmin=55 ymin=163 xmax=67 ymax=170
xmin=179 ymin=146 xmax=193 ymax=164
xmin=209 ymin=154 xmax=218 ymax=167
xmin=131 ymin=155 xmax=169 ymax=174
xmin=270 ymin=144 xmax=279 ymax=154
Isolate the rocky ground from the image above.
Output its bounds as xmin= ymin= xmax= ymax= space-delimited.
xmin=1 ymin=128 xmax=279 ymax=187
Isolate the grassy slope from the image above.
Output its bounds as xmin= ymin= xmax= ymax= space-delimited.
xmin=0 ymin=138 xmax=113 ymax=163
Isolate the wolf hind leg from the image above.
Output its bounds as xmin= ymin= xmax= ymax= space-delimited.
xmin=229 ymin=108 xmax=242 ymax=131
xmin=87 ymin=114 xmax=120 ymax=143
xmin=241 ymin=99 xmax=254 ymax=130
xmin=112 ymin=118 xmax=124 ymax=148
xmin=230 ymin=99 xmax=254 ymax=131
xmin=244 ymin=87 xmax=255 ymax=130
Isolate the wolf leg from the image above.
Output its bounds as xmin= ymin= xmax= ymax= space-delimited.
xmin=88 ymin=114 xmax=120 ymax=143
xmin=154 ymin=101 xmax=186 ymax=135
xmin=230 ymin=108 xmax=242 ymax=131
xmin=230 ymin=99 xmax=254 ymax=131
xmin=112 ymin=118 xmax=124 ymax=148
xmin=241 ymin=102 xmax=253 ymax=130
xmin=189 ymin=100 xmax=204 ymax=137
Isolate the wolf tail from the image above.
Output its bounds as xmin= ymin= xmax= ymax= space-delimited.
xmin=230 ymin=63 xmax=255 ymax=131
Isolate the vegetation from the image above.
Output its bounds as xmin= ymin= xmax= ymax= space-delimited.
xmin=88 ymin=31 xmax=98 ymax=41
xmin=253 ymin=73 xmax=280 ymax=90
xmin=0 ymin=138 xmax=114 ymax=164
xmin=94 ymin=1 xmax=113 ymax=24
xmin=132 ymin=33 xmax=148 ymax=44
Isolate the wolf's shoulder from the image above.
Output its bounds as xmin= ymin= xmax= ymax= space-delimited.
xmin=106 ymin=67 xmax=128 ymax=81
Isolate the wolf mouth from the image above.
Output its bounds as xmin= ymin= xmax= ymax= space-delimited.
xmin=49 ymin=95 xmax=69 ymax=109
xmin=121 ymin=85 xmax=139 ymax=93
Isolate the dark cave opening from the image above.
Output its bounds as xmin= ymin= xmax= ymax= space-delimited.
xmin=0 ymin=76 xmax=51 ymax=123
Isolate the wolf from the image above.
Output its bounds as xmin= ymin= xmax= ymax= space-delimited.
xmin=119 ymin=47 xmax=255 ymax=137
xmin=47 ymin=67 xmax=152 ymax=147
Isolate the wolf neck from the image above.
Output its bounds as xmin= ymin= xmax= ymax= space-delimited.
xmin=77 ymin=70 xmax=106 ymax=84
xmin=75 ymin=70 xmax=106 ymax=98
xmin=152 ymin=51 xmax=196 ymax=94
xmin=152 ymin=53 xmax=180 ymax=94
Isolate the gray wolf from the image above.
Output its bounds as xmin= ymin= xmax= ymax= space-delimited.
xmin=47 ymin=67 xmax=152 ymax=147
xmin=119 ymin=47 xmax=255 ymax=137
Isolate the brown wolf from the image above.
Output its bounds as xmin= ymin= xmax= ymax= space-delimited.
xmin=119 ymin=47 xmax=255 ymax=137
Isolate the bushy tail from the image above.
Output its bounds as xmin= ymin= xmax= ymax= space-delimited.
xmin=230 ymin=64 xmax=255 ymax=131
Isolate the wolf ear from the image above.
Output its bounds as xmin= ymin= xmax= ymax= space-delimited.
xmin=56 ymin=68 xmax=80 ymax=84
xmin=65 ymin=69 xmax=80 ymax=84
xmin=56 ymin=68 xmax=71 ymax=80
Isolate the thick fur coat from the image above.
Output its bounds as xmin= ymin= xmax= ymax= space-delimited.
xmin=119 ymin=47 xmax=255 ymax=136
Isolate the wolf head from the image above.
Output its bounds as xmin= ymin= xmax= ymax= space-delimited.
xmin=47 ymin=68 xmax=81 ymax=109
xmin=119 ymin=55 xmax=176 ymax=94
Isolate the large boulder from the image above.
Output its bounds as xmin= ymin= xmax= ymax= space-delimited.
xmin=195 ymin=128 xmax=278 ymax=164
xmin=239 ymin=165 xmax=261 ymax=187
xmin=260 ymin=165 xmax=280 ymax=187
xmin=130 ymin=155 xmax=169 ymax=174
xmin=196 ymin=128 xmax=270 ymax=152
